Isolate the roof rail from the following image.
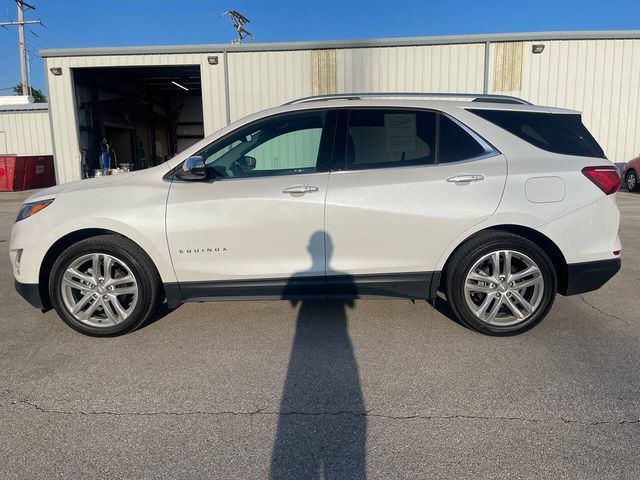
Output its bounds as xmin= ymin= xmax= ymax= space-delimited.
xmin=284 ymin=92 xmax=533 ymax=106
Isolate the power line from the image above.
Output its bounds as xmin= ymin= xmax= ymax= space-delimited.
xmin=25 ymin=36 xmax=50 ymax=52
xmin=27 ymin=26 xmax=62 ymax=48
xmin=40 ymin=22 xmax=77 ymax=47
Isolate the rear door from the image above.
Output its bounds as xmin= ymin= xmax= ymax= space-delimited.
xmin=324 ymin=108 xmax=507 ymax=298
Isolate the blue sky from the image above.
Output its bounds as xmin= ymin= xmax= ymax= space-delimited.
xmin=1 ymin=0 xmax=638 ymax=93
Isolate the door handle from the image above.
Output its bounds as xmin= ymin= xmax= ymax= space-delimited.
xmin=282 ymin=185 xmax=319 ymax=194
xmin=446 ymin=174 xmax=484 ymax=184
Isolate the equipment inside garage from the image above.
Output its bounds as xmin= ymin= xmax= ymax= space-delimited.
xmin=73 ymin=65 xmax=204 ymax=178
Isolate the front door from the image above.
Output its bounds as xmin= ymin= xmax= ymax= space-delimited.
xmin=324 ymin=108 xmax=507 ymax=299
xmin=166 ymin=109 xmax=336 ymax=299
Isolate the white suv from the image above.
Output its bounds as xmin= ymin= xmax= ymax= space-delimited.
xmin=10 ymin=93 xmax=622 ymax=336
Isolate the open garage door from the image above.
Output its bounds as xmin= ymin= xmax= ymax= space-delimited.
xmin=73 ymin=65 xmax=204 ymax=178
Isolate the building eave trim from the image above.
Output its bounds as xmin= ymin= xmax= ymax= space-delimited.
xmin=40 ymin=30 xmax=640 ymax=58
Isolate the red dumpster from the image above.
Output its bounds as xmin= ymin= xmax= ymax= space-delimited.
xmin=0 ymin=155 xmax=19 ymax=191
xmin=0 ymin=155 xmax=56 ymax=191
xmin=21 ymin=155 xmax=56 ymax=190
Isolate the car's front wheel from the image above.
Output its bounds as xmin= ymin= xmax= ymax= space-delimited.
xmin=445 ymin=231 xmax=557 ymax=335
xmin=49 ymin=235 xmax=162 ymax=336
xmin=625 ymin=169 xmax=639 ymax=192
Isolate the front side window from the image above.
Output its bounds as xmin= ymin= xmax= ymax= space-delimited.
xmin=199 ymin=111 xmax=328 ymax=179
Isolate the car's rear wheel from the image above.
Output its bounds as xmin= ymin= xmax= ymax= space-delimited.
xmin=625 ymin=169 xmax=639 ymax=192
xmin=49 ymin=235 xmax=162 ymax=336
xmin=445 ymin=231 xmax=556 ymax=335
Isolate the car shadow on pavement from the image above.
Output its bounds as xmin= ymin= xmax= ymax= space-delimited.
xmin=433 ymin=293 xmax=470 ymax=331
xmin=270 ymin=232 xmax=367 ymax=480
xmin=138 ymin=302 xmax=174 ymax=331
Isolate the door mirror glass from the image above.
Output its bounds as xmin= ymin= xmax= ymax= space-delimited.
xmin=238 ymin=155 xmax=256 ymax=170
xmin=176 ymin=156 xmax=206 ymax=181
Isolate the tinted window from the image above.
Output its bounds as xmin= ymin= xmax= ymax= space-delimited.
xmin=439 ymin=115 xmax=487 ymax=163
xmin=200 ymin=111 xmax=327 ymax=178
xmin=345 ymin=110 xmax=436 ymax=170
xmin=469 ymin=109 xmax=605 ymax=158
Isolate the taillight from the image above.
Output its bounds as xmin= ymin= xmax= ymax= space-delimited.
xmin=581 ymin=166 xmax=620 ymax=195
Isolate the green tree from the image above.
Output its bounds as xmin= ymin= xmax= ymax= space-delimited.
xmin=13 ymin=84 xmax=47 ymax=103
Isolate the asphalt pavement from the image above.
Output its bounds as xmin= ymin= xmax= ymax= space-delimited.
xmin=1 ymin=190 xmax=639 ymax=479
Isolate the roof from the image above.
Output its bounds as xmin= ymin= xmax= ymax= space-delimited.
xmin=0 ymin=95 xmax=34 ymax=106
xmin=0 ymin=103 xmax=48 ymax=113
xmin=40 ymin=30 xmax=640 ymax=58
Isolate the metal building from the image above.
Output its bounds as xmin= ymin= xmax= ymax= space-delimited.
xmin=40 ymin=30 xmax=640 ymax=184
xmin=0 ymin=102 xmax=52 ymax=156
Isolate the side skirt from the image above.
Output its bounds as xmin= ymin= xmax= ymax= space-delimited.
xmin=164 ymin=271 xmax=437 ymax=307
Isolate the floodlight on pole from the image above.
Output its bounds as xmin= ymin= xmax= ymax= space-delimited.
xmin=221 ymin=10 xmax=254 ymax=44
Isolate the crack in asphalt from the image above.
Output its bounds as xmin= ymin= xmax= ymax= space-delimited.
xmin=578 ymin=295 xmax=633 ymax=327
xmin=11 ymin=399 xmax=640 ymax=426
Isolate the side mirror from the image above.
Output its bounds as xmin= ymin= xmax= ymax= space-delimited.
xmin=239 ymin=155 xmax=257 ymax=170
xmin=175 ymin=156 xmax=206 ymax=181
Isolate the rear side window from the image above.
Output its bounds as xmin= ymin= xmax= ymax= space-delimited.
xmin=346 ymin=110 xmax=437 ymax=170
xmin=343 ymin=109 xmax=490 ymax=171
xmin=469 ymin=109 xmax=605 ymax=158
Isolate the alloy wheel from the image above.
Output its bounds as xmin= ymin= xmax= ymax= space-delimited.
xmin=463 ymin=250 xmax=545 ymax=327
xmin=60 ymin=253 xmax=139 ymax=327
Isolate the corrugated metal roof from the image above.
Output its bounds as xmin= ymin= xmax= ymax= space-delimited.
xmin=40 ymin=30 xmax=640 ymax=58
xmin=0 ymin=103 xmax=49 ymax=112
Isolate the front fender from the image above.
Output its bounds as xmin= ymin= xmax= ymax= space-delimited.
xmin=15 ymin=175 xmax=176 ymax=285
xmin=44 ymin=216 xmax=177 ymax=284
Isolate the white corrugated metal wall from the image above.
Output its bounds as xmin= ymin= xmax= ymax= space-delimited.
xmin=43 ymin=33 xmax=640 ymax=184
xmin=227 ymin=50 xmax=312 ymax=121
xmin=337 ymin=43 xmax=486 ymax=93
xmin=0 ymin=108 xmax=52 ymax=156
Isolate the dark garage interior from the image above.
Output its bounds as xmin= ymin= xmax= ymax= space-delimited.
xmin=73 ymin=65 xmax=204 ymax=177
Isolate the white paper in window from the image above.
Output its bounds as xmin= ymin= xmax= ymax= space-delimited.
xmin=385 ymin=114 xmax=417 ymax=152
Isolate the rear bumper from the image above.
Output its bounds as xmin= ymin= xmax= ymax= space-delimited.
xmin=562 ymin=258 xmax=621 ymax=296
xmin=14 ymin=281 xmax=44 ymax=309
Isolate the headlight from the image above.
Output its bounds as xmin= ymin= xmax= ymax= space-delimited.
xmin=10 ymin=249 xmax=23 ymax=276
xmin=16 ymin=199 xmax=54 ymax=222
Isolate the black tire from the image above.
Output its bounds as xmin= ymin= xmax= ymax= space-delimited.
xmin=625 ymin=169 xmax=639 ymax=192
xmin=445 ymin=231 xmax=557 ymax=336
xmin=49 ymin=235 xmax=162 ymax=336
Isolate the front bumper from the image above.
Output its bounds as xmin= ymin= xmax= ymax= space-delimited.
xmin=562 ymin=258 xmax=621 ymax=296
xmin=14 ymin=281 xmax=44 ymax=309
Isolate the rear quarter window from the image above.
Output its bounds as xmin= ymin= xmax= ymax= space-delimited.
xmin=469 ymin=109 xmax=605 ymax=158
xmin=439 ymin=115 xmax=487 ymax=163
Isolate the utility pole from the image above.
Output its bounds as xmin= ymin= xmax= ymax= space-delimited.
xmin=17 ymin=0 xmax=28 ymax=94
xmin=0 ymin=1 xmax=41 ymax=96
xmin=26 ymin=51 xmax=32 ymax=96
